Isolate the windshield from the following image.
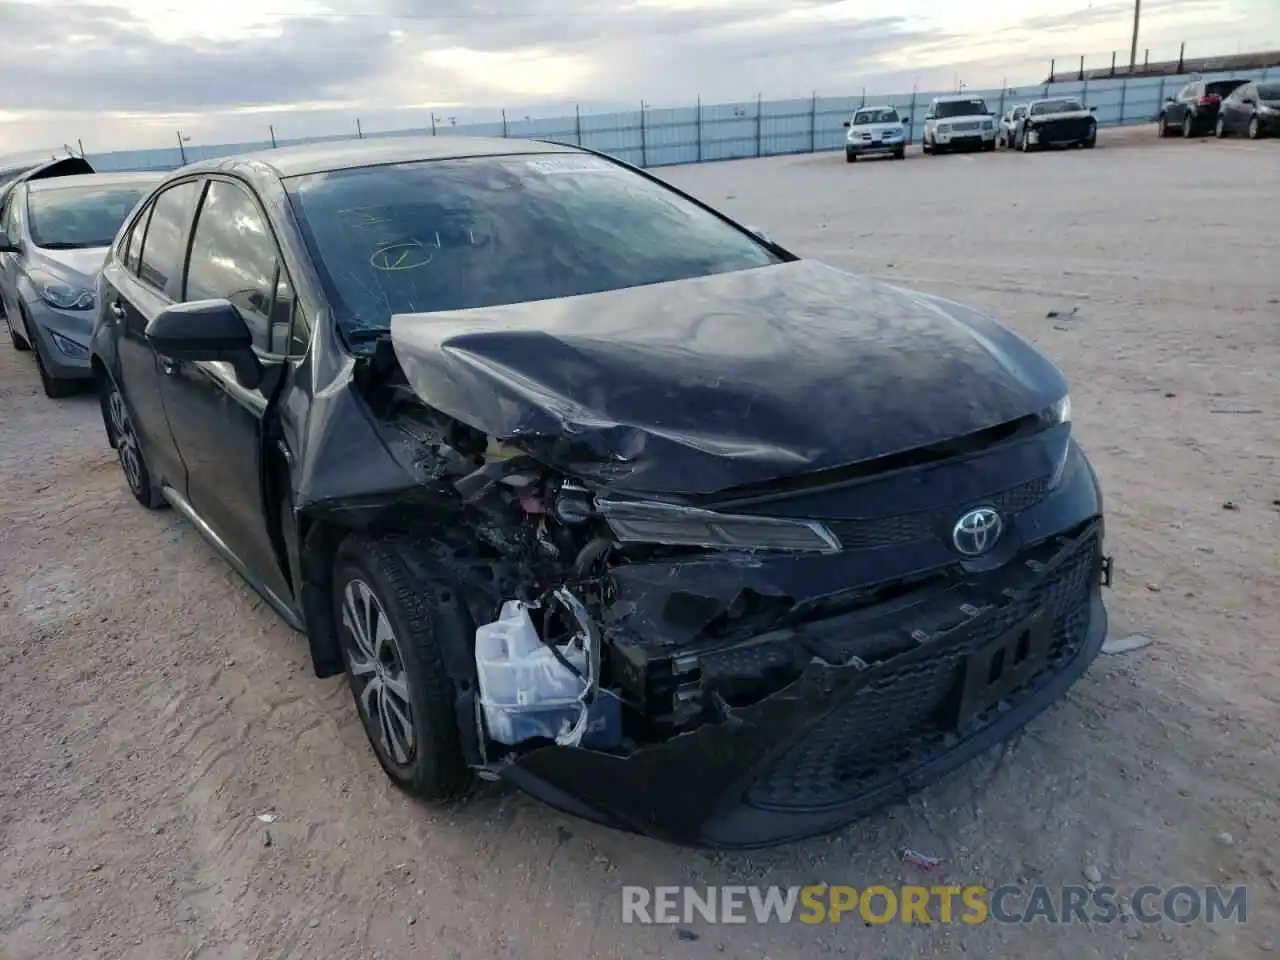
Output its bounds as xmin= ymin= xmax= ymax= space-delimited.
xmin=853 ymin=108 xmax=899 ymax=124
xmin=1031 ymin=99 xmax=1083 ymax=115
xmin=935 ymin=98 xmax=989 ymax=118
xmin=286 ymin=153 xmax=781 ymax=339
xmin=27 ymin=184 xmax=150 ymax=249
xmin=1258 ymin=84 xmax=1280 ymax=100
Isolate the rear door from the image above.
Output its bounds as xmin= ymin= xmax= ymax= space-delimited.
xmin=153 ymin=175 xmax=300 ymax=608
xmin=100 ymin=178 xmax=205 ymax=495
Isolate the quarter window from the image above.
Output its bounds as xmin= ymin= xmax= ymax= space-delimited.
xmin=183 ymin=180 xmax=281 ymax=353
xmin=138 ymin=180 xmax=202 ymax=292
xmin=125 ymin=205 xmax=150 ymax=274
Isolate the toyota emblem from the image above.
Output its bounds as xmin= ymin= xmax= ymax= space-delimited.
xmin=952 ymin=507 xmax=1003 ymax=556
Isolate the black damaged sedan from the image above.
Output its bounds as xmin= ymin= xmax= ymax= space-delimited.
xmin=90 ymin=137 xmax=1112 ymax=848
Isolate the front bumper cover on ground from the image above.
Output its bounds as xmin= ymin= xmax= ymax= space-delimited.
xmin=501 ymin=520 xmax=1108 ymax=848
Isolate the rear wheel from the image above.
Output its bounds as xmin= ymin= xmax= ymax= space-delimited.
xmin=1215 ymin=115 xmax=1228 ymax=138
xmin=104 ymin=376 xmax=166 ymax=509
xmin=334 ymin=534 xmax=474 ymax=802
xmin=1182 ymin=114 xmax=1194 ymax=138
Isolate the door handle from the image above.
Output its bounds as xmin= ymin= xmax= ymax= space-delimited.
xmin=160 ymin=357 xmax=181 ymax=375
xmin=109 ymin=302 xmax=126 ymax=321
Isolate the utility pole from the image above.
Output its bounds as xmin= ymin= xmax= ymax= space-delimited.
xmin=1129 ymin=0 xmax=1141 ymax=73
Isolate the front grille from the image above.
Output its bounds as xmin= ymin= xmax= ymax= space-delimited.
xmin=745 ymin=531 xmax=1098 ymax=811
xmin=1038 ymin=118 xmax=1093 ymax=139
xmin=824 ymin=476 xmax=1049 ymax=550
xmin=952 ymin=121 xmax=980 ymax=131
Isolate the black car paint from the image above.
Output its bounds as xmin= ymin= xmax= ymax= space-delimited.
xmin=1160 ymin=79 xmax=1248 ymax=135
xmin=90 ymin=137 xmax=1110 ymax=847
xmin=1217 ymin=81 xmax=1280 ymax=136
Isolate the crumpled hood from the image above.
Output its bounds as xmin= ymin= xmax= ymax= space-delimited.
xmin=389 ymin=260 xmax=1067 ymax=496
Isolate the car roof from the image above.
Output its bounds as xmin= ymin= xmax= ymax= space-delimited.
xmin=932 ymin=94 xmax=987 ymax=102
xmin=179 ymin=135 xmax=582 ymax=181
xmin=26 ymin=170 xmax=163 ymax=192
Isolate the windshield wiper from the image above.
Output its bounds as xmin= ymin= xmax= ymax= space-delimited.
xmin=345 ymin=327 xmax=392 ymax=345
xmin=37 ymin=241 xmax=101 ymax=250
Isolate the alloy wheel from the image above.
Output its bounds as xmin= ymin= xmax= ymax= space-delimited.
xmin=107 ymin=387 xmax=144 ymax=496
xmin=1248 ymin=117 xmax=1260 ymax=140
xmin=1183 ymin=115 xmax=1193 ymax=138
xmin=341 ymin=578 xmax=416 ymax=766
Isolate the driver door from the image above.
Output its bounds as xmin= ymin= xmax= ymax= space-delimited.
xmin=153 ymin=175 xmax=302 ymax=610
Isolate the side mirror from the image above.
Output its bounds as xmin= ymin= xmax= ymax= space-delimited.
xmin=1165 ymin=96 xmax=1175 ymax=103
xmin=1089 ymin=105 xmax=1097 ymax=112
xmin=842 ymin=121 xmax=850 ymax=127
xmin=902 ymin=116 xmax=911 ymax=123
xmin=746 ymin=225 xmax=772 ymax=245
xmin=146 ymin=299 xmax=263 ymax=388
xmin=0 ymin=233 xmax=20 ymax=254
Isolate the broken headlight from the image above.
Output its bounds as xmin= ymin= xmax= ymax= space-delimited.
xmin=1044 ymin=394 xmax=1072 ymax=488
xmin=596 ymin=499 xmax=842 ymax=554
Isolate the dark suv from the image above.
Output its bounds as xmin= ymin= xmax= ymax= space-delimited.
xmin=1158 ymin=78 xmax=1248 ymax=138
xmin=89 ymin=137 xmax=1112 ymax=848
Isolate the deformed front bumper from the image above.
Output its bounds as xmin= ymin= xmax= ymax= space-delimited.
xmin=502 ymin=520 xmax=1109 ymax=848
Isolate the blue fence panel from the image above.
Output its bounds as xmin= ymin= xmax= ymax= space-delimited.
xmin=80 ymin=67 xmax=1276 ymax=173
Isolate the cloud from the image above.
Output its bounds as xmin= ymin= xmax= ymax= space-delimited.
xmin=0 ymin=0 xmax=1275 ymax=152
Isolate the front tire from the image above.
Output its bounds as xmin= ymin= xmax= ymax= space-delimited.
xmin=1248 ymin=116 xmax=1261 ymax=140
xmin=104 ymin=376 xmax=166 ymax=509
xmin=334 ymin=534 xmax=474 ymax=802
xmin=1182 ymin=114 xmax=1194 ymax=138
xmin=845 ymin=148 xmax=856 ymax=163
xmin=1215 ymin=115 xmax=1228 ymax=138
xmin=5 ymin=312 xmax=30 ymax=351
xmin=32 ymin=336 xmax=78 ymax=399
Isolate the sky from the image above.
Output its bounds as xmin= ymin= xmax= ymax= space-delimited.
xmin=0 ymin=0 xmax=1276 ymax=154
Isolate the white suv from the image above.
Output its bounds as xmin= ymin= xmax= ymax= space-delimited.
xmin=922 ymin=95 xmax=998 ymax=154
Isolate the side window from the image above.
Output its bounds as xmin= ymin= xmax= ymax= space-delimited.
xmin=0 ymin=191 xmax=13 ymax=237
xmin=124 ymin=205 xmax=151 ymax=275
xmin=138 ymin=180 xmax=202 ymax=293
xmin=183 ymin=179 xmax=281 ymax=354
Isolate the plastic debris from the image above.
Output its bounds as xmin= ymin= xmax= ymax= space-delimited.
xmin=256 ymin=812 xmax=279 ymax=824
xmin=1102 ymin=633 xmax=1154 ymax=655
xmin=901 ymin=848 xmax=943 ymax=871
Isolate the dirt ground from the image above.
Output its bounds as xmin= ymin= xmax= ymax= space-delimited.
xmin=1 ymin=124 xmax=1277 ymax=960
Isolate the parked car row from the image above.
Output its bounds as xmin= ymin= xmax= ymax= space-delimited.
xmin=1157 ymin=78 xmax=1280 ymax=139
xmin=0 ymin=133 xmax=1112 ymax=847
xmin=844 ymin=77 xmax=1276 ymax=164
xmin=845 ymin=93 xmax=1099 ymax=162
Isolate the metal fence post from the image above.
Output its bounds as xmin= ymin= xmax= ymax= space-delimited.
xmin=755 ymin=93 xmax=762 ymax=157
xmin=501 ymin=109 xmax=508 ymax=138
xmin=696 ymin=96 xmax=702 ymax=162
xmin=809 ymin=92 xmax=817 ymax=153
xmin=908 ymin=87 xmax=917 ymax=144
xmin=575 ymin=104 xmax=582 ymax=145
xmin=997 ymin=79 xmax=1006 ymax=119
xmin=640 ymin=101 xmax=647 ymax=167
xmin=430 ymin=114 xmax=436 ymax=136
xmin=176 ymin=130 xmax=187 ymax=165
xmin=269 ymin=124 xmax=277 ymax=148
xmin=1118 ymin=77 xmax=1127 ymax=125
xmin=1082 ymin=74 xmax=1089 ymax=107
xmin=1157 ymin=75 xmax=1167 ymax=118
xmin=356 ymin=117 xmax=363 ymax=139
